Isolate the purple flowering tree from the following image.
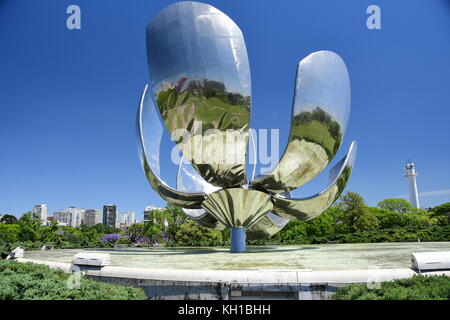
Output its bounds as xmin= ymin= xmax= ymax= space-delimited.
xmin=101 ymin=233 xmax=122 ymax=243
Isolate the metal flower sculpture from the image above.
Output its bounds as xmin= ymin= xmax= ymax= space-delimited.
xmin=137 ymin=1 xmax=357 ymax=252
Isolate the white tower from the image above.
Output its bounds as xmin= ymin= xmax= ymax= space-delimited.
xmin=404 ymin=162 xmax=420 ymax=209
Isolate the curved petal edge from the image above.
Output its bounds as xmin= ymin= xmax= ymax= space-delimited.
xmin=137 ymin=84 xmax=206 ymax=209
xmin=271 ymin=141 xmax=357 ymax=221
xmin=251 ymin=51 xmax=351 ymax=194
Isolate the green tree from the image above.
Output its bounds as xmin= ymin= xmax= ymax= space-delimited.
xmin=377 ymin=198 xmax=413 ymax=213
xmin=18 ymin=212 xmax=42 ymax=242
xmin=144 ymin=208 xmax=167 ymax=243
xmin=369 ymin=207 xmax=408 ymax=229
xmin=126 ymin=224 xmax=145 ymax=243
xmin=164 ymin=203 xmax=187 ymax=243
xmin=90 ymin=223 xmax=121 ymax=234
xmin=337 ymin=191 xmax=369 ymax=232
xmin=0 ymin=224 xmax=20 ymax=242
xmin=406 ymin=209 xmax=437 ymax=227
xmin=0 ymin=214 xmax=18 ymax=224
xmin=176 ymin=220 xmax=222 ymax=246
xmin=304 ymin=208 xmax=336 ymax=237
xmin=353 ymin=211 xmax=380 ymax=231
xmin=145 ymin=224 xmax=163 ymax=244
xmin=272 ymin=221 xmax=307 ymax=244
xmin=430 ymin=203 xmax=450 ymax=226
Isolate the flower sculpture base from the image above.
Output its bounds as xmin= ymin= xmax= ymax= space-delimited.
xmin=230 ymin=227 xmax=246 ymax=253
xmin=201 ymin=188 xmax=274 ymax=253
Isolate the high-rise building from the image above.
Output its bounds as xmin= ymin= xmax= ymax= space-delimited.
xmin=103 ymin=205 xmax=118 ymax=228
xmin=119 ymin=213 xmax=128 ymax=224
xmin=84 ymin=209 xmax=101 ymax=226
xmin=118 ymin=212 xmax=128 ymax=228
xmin=143 ymin=205 xmax=160 ymax=223
xmin=404 ymin=162 xmax=420 ymax=209
xmin=127 ymin=210 xmax=136 ymax=225
xmin=143 ymin=205 xmax=164 ymax=224
xmin=33 ymin=204 xmax=47 ymax=225
xmin=53 ymin=207 xmax=85 ymax=228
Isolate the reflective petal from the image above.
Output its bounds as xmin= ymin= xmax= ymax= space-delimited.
xmin=201 ymin=188 xmax=273 ymax=228
xmin=246 ymin=213 xmax=289 ymax=240
xmin=137 ymin=85 xmax=205 ymax=209
xmin=176 ymin=155 xmax=223 ymax=229
xmin=147 ymin=2 xmax=251 ymax=188
xmin=271 ymin=141 xmax=357 ymax=220
xmin=251 ymin=51 xmax=351 ymax=194
xmin=181 ymin=208 xmax=225 ymax=230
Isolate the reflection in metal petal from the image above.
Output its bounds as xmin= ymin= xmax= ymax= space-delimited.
xmin=147 ymin=1 xmax=251 ymax=188
xmin=247 ymin=192 xmax=291 ymax=240
xmin=137 ymin=84 xmax=205 ymax=209
xmin=251 ymin=51 xmax=351 ymax=194
xmin=271 ymin=141 xmax=357 ymax=221
xmin=176 ymin=155 xmax=221 ymax=194
xmin=201 ymin=188 xmax=273 ymax=228
xmin=176 ymin=155 xmax=224 ymax=229
xmin=182 ymin=208 xmax=225 ymax=230
xmin=246 ymin=212 xmax=290 ymax=240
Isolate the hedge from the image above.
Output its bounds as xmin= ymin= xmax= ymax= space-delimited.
xmin=0 ymin=259 xmax=147 ymax=300
xmin=332 ymin=275 xmax=450 ymax=300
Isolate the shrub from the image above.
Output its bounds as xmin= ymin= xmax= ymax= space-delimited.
xmin=0 ymin=260 xmax=147 ymax=300
xmin=0 ymin=224 xmax=20 ymax=242
xmin=333 ymin=275 xmax=450 ymax=300
xmin=176 ymin=220 xmax=223 ymax=246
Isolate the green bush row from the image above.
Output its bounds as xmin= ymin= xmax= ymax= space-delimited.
xmin=247 ymin=225 xmax=450 ymax=246
xmin=0 ymin=259 xmax=147 ymax=300
xmin=332 ymin=275 xmax=450 ymax=300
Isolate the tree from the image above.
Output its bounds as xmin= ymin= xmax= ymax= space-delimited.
xmin=377 ymin=199 xmax=413 ymax=213
xmin=304 ymin=208 xmax=336 ymax=237
xmin=369 ymin=207 xmax=409 ymax=229
xmin=176 ymin=220 xmax=222 ymax=246
xmin=0 ymin=224 xmax=20 ymax=242
xmin=18 ymin=212 xmax=42 ymax=241
xmin=337 ymin=191 xmax=369 ymax=232
xmin=143 ymin=209 xmax=167 ymax=243
xmin=272 ymin=221 xmax=307 ymax=244
xmin=91 ymin=223 xmax=120 ymax=234
xmin=353 ymin=212 xmax=380 ymax=231
xmin=0 ymin=214 xmax=18 ymax=224
xmin=126 ymin=224 xmax=145 ymax=243
xmin=430 ymin=203 xmax=450 ymax=226
xmin=164 ymin=203 xmax=187 ymax=243
xmin=145 ymin=224 xmax=163 ymax=244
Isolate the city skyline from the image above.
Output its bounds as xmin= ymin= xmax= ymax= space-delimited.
xmin=0 ymin=0 xmax=449 ymax=217
xmin=12 ymin=204 xmax=150 ymax=225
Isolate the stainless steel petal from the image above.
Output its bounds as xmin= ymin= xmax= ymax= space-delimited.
xmin=201 ymin=188 xmax=273 ymax=228
xmin=137 ymin=84 xmax=205 ymax=209
xmin=176 ymin=155 xmax=223 ymax=229
xmin=251 ymin=51 xmax=351 ymax=194
xmin=246 ymin=212 xmax=289 ymax=240
xmin=271 ymin=141 xmax=357 ymax=221
xmin=181 ymin=208 xmax=226 ymax=230
xmin=146 ymin=2 xmax=251 ymax=188
xmin=176 ymin=155 xmax=221 ymax=194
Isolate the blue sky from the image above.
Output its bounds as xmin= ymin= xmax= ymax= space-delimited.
xmin=0 ymin=0 xmax=449 ymax=220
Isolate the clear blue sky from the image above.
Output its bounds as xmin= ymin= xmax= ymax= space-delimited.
xmin=1 ymin=0 xmax=449 ymax=220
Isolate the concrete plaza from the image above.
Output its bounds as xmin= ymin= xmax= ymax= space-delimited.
xmin=23 ymin=242 xmax=450 ymax=271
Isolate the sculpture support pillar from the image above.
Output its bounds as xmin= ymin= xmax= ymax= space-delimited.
xmin=230 ymin=227 xmax=246 ymax=253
